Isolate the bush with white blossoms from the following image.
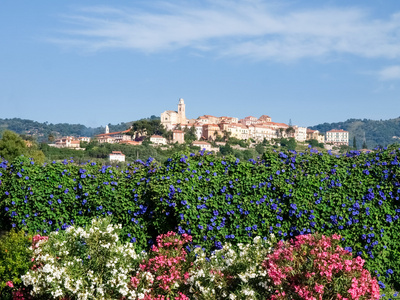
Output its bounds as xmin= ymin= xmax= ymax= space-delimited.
xmin=188 ymin=235 xmax=276 ymax=300
xmin=21 ymin=217 xmax=147 ymax=300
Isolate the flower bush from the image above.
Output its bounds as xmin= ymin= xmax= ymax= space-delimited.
xmin=21 ymin=217 xmax=145 ymax=300
xmin=130 ymin=231 xmax=194 ymax=299
xmin=188 ymin=235 xmax=276 ymax=299
xmin=0 ymin=229 xmax=33 ymax=300
xmin=264 ymin=233 xmax=381 ymax=300
xmin=2 ymin=145 xmax=400 ymax=291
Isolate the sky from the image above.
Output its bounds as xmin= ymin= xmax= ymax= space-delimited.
xmin=1 ymin=0 xmax=400 ymax=128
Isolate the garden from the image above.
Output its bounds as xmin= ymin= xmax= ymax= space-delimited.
xmin=1 ymin=145 xmax=400 ymax=299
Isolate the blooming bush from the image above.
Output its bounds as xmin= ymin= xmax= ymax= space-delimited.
xmin=0 ymin=229 xmax=33 ymax=300
xmin=264 ymin=233 xmax=381 ymax=300
xmin=188 ymin=235 xmax=276 ymax=299
xmin=130 ymin=231 xmax=194 ymax=299
xmin=21 ymin=217 xmax=145 ymax=300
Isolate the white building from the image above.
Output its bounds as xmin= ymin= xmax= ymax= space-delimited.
xmin=150 ymin=135 xmax=167 ymax=145
xmin=294 ymin=126 xmax=307 ymax=142
xmin=325 ymin=129 xmax=349 ymax=146
xmin=192 ymin=141 xmax=212 ymax=151
xmin=109 ymin=151 xmax=125 ymax=162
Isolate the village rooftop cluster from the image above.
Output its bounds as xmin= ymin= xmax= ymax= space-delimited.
xmin=50 ymin=99 xmax=349 ymax=161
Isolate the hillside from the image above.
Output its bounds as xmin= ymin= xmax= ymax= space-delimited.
xmin=0 ymin=118 xmax=132 ymax=142
xmin=309 ymin=117 xmax=400 ymax=148
xmin=1 ymin=116 xmax=400 ymax=148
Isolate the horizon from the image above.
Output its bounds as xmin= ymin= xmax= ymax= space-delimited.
xmin=1 ymin=0 xmax=400 ymax=128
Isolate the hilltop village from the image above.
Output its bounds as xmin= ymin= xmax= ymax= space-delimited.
xmin=160 ymin=99 xmax=348 ymax=146
xmin=50 ymin=99 xmax=349 ymax=161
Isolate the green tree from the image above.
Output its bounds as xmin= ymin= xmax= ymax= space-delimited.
xmin=184 ymin=126 xmax=197 ymax=144
xmin=0 ymin=130 xmax=45 ymax=164
xmin=0 ymin=130 xmax=27 ymax=160
xmin=220 ymin=144 xmax=234 ymax=156
xmin=280 ymin=138 xmax=297 ymax=151
xmin=255 ymin=143 xmax=265 ymax=154
xmin=362 ymin=140 xmax=368 ymax=149
xmin=353 ymin=137 xmax=357 ymax=150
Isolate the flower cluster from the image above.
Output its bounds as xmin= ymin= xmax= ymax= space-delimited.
xmin=21 ymin=217 xmax=145 ymax=300
xmin=264 ymin=233 xmax=381 ymax=300
xmin=187 ymin=235 xmax=276 ymax=299
xmin=130 ymin=231 xmax=193 ymax=299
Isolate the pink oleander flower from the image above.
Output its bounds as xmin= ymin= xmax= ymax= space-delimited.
xmin=263 ymin=233 xmax=380 ymax=300
xmin=6 ymin=281 xmax=14 ymax=288
xmin=131 ymin=231 xmax=194 ymax=298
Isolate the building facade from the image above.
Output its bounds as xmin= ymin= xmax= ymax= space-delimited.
xmin=161 ymin=98 xmax=187 ymax=130
xmin=325 ymin=129 xmax=349 ymax=146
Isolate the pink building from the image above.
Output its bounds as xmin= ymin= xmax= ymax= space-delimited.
xmin=173 ymin=130 xmax=185 ymax=144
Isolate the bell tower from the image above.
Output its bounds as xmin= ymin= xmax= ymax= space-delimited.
xmin=178 ymin=98 xmax=186 ymax=124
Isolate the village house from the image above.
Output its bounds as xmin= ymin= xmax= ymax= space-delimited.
xmin=96 ymin=127 xmax=132 ymax=144
xmin=150 ymin=135 xmax=167 ymax=145
xmin=325 ymin=129 xmax=349 ymax=146
xmin=192 ymin=141 xmax=212 ymax=151
xmin=172 ymin=130 xmax=185 ymax=144
xmin=53 ymin=136 xmax=82 ymax=149
xmin=307 ymin=129 xmax=325 ymax=144
xmin=109 ymin=151 xmax=125 ymax=162
xmin=202 ymin=123 xmax=222 ymax=140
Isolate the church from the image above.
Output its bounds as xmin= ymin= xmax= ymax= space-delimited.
xmin=160 ymin=98 xmax=187 ymax=130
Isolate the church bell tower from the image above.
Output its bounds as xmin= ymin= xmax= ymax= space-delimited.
xmin=178 ymin=98 xmax=186 ymax=124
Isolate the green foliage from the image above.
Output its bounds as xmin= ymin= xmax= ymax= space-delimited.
xmin=0 ymin=229 xmax=33 ymax=298
xmin=0 ymin=130 xmax=45 ymax=164
xmin=0 ymin=155 xmax=155 ymax=250
xmin=0 ymin=130 xmax=27 ymax=161
xmin=226 ymin=137 xmax=248 ymax=148
xmin=279 ymin=137 xmax=296 ymax=150
xmin=2 ymin=145 xmax=400 ymax=292
xmin=184 ymin=126 xmax=197 ymax=143
xmin=129 ymin=119 xmax=166 ymax=138
xmin=306 ymin=139 xmax=324 ymax=149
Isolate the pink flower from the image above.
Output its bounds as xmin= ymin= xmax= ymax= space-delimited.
xmin=6 ymin=281 xmax=14 ymax=288
xmin=314 ymin=283 xmax=324 ymax=294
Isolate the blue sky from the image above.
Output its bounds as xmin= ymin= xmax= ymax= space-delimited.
xmin=1 ymin=0 xmax=400 ymax=128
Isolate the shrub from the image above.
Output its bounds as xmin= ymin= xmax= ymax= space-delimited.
xmin=0 ymin=229 xmax=33 ymax=300
xmin=130 ymin=231 xmax=194 ymax=299
xmin=188 ymin=235 xmax=276 ymax=299
xmin=2 ymin=145 xmax=400 ymax=290
xmin=264 ymin=233 xmax=380 ymax=300
xmin=21 ymin=217 xmax=145 ymax=299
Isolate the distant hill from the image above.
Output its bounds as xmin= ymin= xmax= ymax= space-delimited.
xmin=309 ymin=117 xmax=400 ymax=149
xmin=0 ymin=118 xmax=133 ymax=142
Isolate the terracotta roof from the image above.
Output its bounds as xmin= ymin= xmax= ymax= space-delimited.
xmin=111 ymin=151 xmax=125 ymax=155
xmin=327 ymin=129 xmax=348 ymax=133
xmin=96 ymin=129 xmax=130 ymax=137
xmin=151 ymin=135 xmax=165 ymax=139
xmin=193 ymin=141 xmax=211 ymax=145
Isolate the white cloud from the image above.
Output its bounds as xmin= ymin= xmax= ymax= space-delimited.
xmin=49 ymin=1 xmax=400 ymax=61
xmin=378 ymin=65 xmax=400 ymax=80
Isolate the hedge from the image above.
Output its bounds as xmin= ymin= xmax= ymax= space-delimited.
xmin=1 ymin=145 xmax=400 ymax=290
